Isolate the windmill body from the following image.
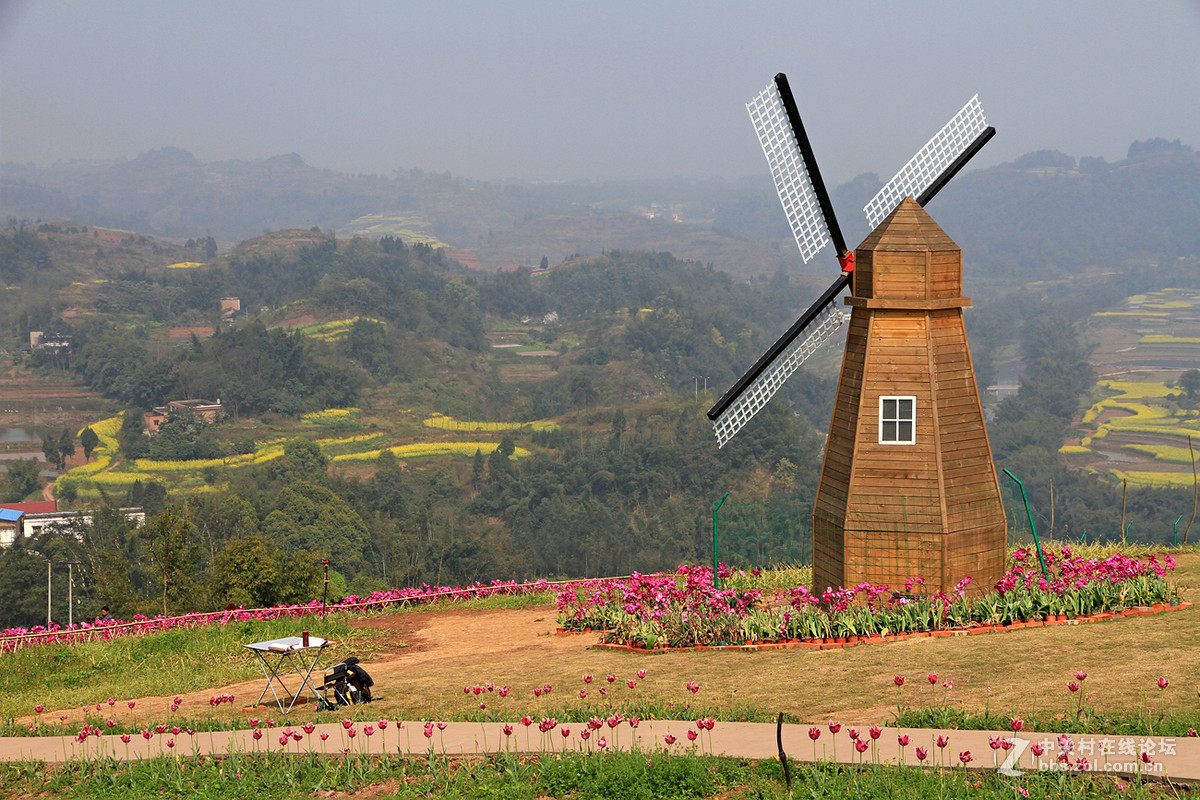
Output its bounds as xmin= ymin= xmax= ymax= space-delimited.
xmin=812 ymin=198 xmax=1006 ymax=594
xmin=708 ymin=74 xmax=1004 ymax=596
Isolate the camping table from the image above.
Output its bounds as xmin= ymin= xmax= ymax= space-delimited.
xmin=243 ymin=635 xmax=329 ymax=713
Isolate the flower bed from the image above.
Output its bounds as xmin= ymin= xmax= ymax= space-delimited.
xmin=0 ymin=579 xmax=559 ymax=653
xmin=555 ymin=548 xmax=1181 ymax=651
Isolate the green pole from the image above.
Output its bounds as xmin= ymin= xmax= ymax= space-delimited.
xmin=1002 ymin=469 xmax=1049 ymax=582
xmin=713 ymin=492 xmax=729 ymax=590
xmin=1174 ymin=515 xmax=1183 ymax=547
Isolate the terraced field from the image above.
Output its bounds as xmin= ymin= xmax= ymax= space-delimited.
xmin=54 ymin=409 xmax=536 ymax=502
xmin=1067 ymin=288 xmax=1200 ymax=487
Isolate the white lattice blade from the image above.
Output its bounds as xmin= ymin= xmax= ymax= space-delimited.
xmin=747 ymin=80 xmax=831 ymax=263
xmin=712 ymin=301 xmax=846 ymax=447
xmin=864 ymin=95 xmax=988 ymax=228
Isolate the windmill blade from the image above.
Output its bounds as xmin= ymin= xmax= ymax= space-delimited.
xmin=864 ymin=95 xmax=993 ymax=229
xmin=707 ymin=273 xmax=850 ymax=448
xmin=747 ymin=74 xmax=848 ymax=263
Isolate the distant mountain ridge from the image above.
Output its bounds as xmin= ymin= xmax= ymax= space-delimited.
xmin=2 ymin=138 xmax=1197 ymax=284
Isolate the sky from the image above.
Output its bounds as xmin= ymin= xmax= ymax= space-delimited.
xmin=2 ymin=1 xmax=1199 ymax=185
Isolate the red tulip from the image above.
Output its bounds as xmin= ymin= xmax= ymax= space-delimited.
xmin=1074 ymin=671 xmax=1087 ymax=681
xmin=915 ymin=747 xmax=928 ymax=761
xmin=897 ymin=734 xmax=910 ymax=746
xmin=1157 ymin=676 xmax=1169 ymax=690
xmin=928 ymin=673 xmax=938 ymax=685
xmin=959 ymin=750 xmax=972 ymax=764
xmin=828 ymin=720 xmax=842 ymax=734
xmin=936 ymin=735 xmax=949 ymax=749
xmin=808 ymin=727 xmax=821 ymax=741
xmin=1009 ymin=717 xmax=1024 ymax=732
xmin=854 ymin=739 xmax=869 ymax=753
xmin=1068 ymin=681 xmax=1080 ymax=693
xmin=664 ymin=733 xmax=676 ymax=745
xmin=869 ymin=726 xmax=882 ymax=740
xmin=894 ymin=675 xmax=905 ymax=686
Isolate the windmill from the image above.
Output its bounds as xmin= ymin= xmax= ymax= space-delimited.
xmin=707 ymin=74 xmax=1005 ymax=594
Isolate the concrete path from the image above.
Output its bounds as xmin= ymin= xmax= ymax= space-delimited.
xmin=0 ymin=720 xmax=1194 ymax=783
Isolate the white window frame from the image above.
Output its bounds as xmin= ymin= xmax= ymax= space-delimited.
xmin=879 ymin=396 xmax=916 ymax=445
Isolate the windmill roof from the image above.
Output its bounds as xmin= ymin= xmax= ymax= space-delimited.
xmin=857 ymin=196 xmax=958 ymax=252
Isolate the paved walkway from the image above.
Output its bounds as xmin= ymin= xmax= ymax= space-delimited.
xmin=0 ymin=720 xmax=1194 ymax=783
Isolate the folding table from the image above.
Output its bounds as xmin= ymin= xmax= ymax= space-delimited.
xmin=243 ymin=635 xmax=329 ymax=713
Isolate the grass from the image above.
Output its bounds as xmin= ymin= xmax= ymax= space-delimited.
xmin=0 ymin=614 xmax=383 ymax=724
xmin=0 ymin=750 xmax=1179 ymax=799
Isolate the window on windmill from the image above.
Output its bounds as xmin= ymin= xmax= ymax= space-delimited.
xmin=879 ymin=396 xmax=916 ymax=445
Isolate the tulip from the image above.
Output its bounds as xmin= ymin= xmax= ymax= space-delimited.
xmin=848 ymin=728 xmax=859 ymax=741
xmin=898 ymin=734 xmax=910 ymax=746
xmin=854 ymin=739 xmax=869 ymax=753
xmin=915 ymin=747 xmax=928 ymax=761
xmin=252 ymin=729 xmax=262 ymax=740
xmin=583 ymin=674 xmax=593 ymax=683
xmin=597 ymin=735 xmax=607 ymax=749
xmin=637 ymin=669 xmax=647 ymax=679
xmin=959 ymin=750 xmax=972 ymax=765
xmin=894 ymin=675 xmax=905 ymax=686
xmin=303 ymin=723 xmax=315 ymax=734
xmin=936 ymin=735 xmax=949 ymax=749
xmin=1031 ymin=743 xmax=1044 ymax=756
xmin=664 ymin=733 xmax=676 ymax=745
xmin=1068 ymin=681 xmax=1080 ymax=693
xmin=828 ymin=720 xmax=842 ymax=734
xmin=1074 ymin=671 xmax=1087 ymax=681
xmin=502 ymin=724 xmax=513 ymax=736
xmin=869 ymin=726 xmax=882 ymax=740
xmin=120 ymin=734 xmax=131 ymax=744
xmin=808 ymin=727 xmax=821 ymax=741
xmin=1010 ymin=717 xmax=1024 ymax=732
xmin=687 ymin=730 xmax=698 ymax=741
xmin=928 ymin=673 xmax=938 ymax=685
xmin=1158 ymin=676 xmax=1169 ymax=690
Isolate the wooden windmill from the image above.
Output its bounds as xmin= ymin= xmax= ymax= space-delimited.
xmin=707 ymin=74 xmax=1006 ymax=594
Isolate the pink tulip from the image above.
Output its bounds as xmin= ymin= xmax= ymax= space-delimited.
xmin=120 ymin=734 xmax=131 ymax=744
xmin=897 ymin=734 xmax=909 ymax=746
xmin=503 ymin=724 xmax=513 ymax=736
xmin=828 ymin=720 xmax=841 ymax=734
xmin=808 ymin=727 xmax=821 ymax=741
xmin=1074 ymin=671 xmax=1087 ymax=681
xmin=561 ymin=727 xmax=571 ymax=738
xmin=303 ymin=723 xmax=315 ymax=734
xmin=915 ymin=747 xmax=928 ymax=761
xmin=869 ymin=726 xmax=881 ymax=740
xmin=928 ymin=673 xmax=938 ymax=685
xmin=894 ymin=675 xmax=905 ymax=686
xmin=252 ymin=729 xmax=262 ymax=740
xmin=278 ymin=735 xmax=288 ymax=745
xmin=320 ymin=732 xmax=329 ymax=741
xmin=687 ymin=730 xmax=698 ymax=741
xmin=1068 ymin=681 xmax=1080 ymax=693
xmin=637 ymin=669 xmax=647 ymax=679
xmin=1031 ymin=743 xmax=1044 ymax=756
xmin=936 ymin=735 xmax=949 ymax=749
xmin=1010 ymin=717 xmax=1024 ymax=732
xmin=854 ymin=739 xmax=869 ymax=753
xmin=583 ymin=674 xmax=593 ymax=683
xmin=664 ymin=734 xmax=676 ymax=745
xmin=1158 ymin=676 xmax=1169 ymax=689
xmin=598 ymin=736 xmax=607 ymax=749
xmin=34 ymin=705 xmax=43 ymax=713
xmin=848 ymin=728 xmax=860 ymax=741
xmin=959 ymin=750 xmax=972 ymax=764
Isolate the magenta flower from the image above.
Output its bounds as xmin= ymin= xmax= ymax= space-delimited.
xmin=936 ymin=735 xmax=949 ymax=749
xmin=347 ymin=727 xmax=357 ymax=739
xmin=1074 ymin=671 xmax=1087 ymax=681
xmin=687 ymin=730 xmax=698 ymax=741
xmin=915 ymin=747 xmax=928 ymax=761
xmin=320 ymin=732 xmax=329 ymax=741
xmin=1031 ymin=743 xmax=1044 ymax=756
xmin=1010 ymin=717 xmax=1024 ymax=732
xmin=579 ymin=690 xmax=588 ymax=699
xmin=854 ymin=739 xmax=869 ymax=753
xmin=120 ymin=734 xmax=131 ymax=744
xmin=502 ymin=724 xmax=513 ymax=736
xmin=664 ymin=733 xmax=676 ymax=745
xmin=364 ymin=725 xmax=374 ymax=737
xmin=583 ymin=674 xmax=593 ymax=683
xmin=303 ymin=723 xmax=315 ymax=734
xmin=637 ymin=669 xmax=647 ymax=679
xmin=34 ymin=705 xmax=43 ymax=713
xmin=278 ymin=735 xmax=288 ymax=746
xmin=894 ymin=675 xmax=905 ymax=686
xmin=868 ymin=726 xmax=882 ymax=740
xmin=1157 ymin=676 xmax=1169 ymax=689
xmin=252 ymin=729 xmax=262 ymax=740
xmin=606 ymin=674 xmax=616 ymax=683
xmin=959 ymin=750 xmax=972 ymax=765
xmin=848 ymin=728 xmax=860 ymax=741
xmin=828 ymin=720 xmax=842 ymax=734
xmin=808 ymin=727 xmax=821 ymax=741
xmin=898 ymin=734 xmax=910 ymax=746
xmin=598 ymin=735 xmax=608 ymax=749
xmin=1068 ymin=681 xmax=1080 ymax=693
xmin=927 ymin=673 xmax=938 ymax=685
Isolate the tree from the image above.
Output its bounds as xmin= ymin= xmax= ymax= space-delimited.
xmin=1179 ymin=369 xmax=1200 ymax=401
xmin=80 ymin=427 xmax=100 ymax=461
xmin=57 ymin=429 xmax=76 ymax=468
xmin=141 ymin=505 xmax=200 ymax=616
xmin=209 ymin=536 xmax=280 ymax=609
xmin=41 ymin=435 xmax=60 ymax=471
xmin=269 ymin=438 xmax=330 ymax=484
xmin=3 ymin=458 xmax=41 ymax=502
xmin=262 ymin=481 xmax=369 ymax=576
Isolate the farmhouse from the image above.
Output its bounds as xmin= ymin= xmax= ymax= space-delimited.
xmin=0 ymin=502 xmax=146 ymax=547
xmin=144 ymin=399 xmax=223 ymax=434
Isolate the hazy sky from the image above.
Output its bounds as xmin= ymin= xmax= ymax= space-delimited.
xmin=2 ymin=1 xmax=1198 ymax=184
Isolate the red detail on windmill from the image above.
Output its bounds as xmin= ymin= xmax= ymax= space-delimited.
xmin=838 ymin=251 xmax=855 ymax=273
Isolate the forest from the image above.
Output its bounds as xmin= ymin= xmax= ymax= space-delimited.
xmin=1 ymin=222 xmax=1198 ymax=630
